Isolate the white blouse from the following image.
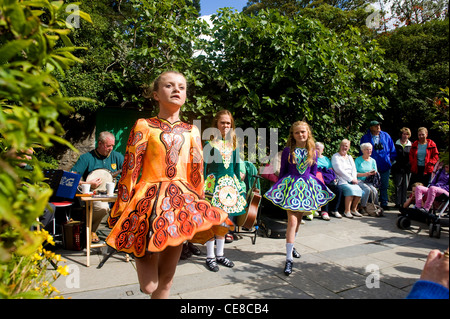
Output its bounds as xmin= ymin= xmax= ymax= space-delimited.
xmin=331 ymin=152 xmax=357 ymax=185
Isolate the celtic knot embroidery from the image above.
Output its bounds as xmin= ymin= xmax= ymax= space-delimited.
xmin=211 ymin=140 xmax=233 ymax=169
xmin=147 ymin=118 xmax=192 ymax=179
xmin=294 ymin=148 xmax=308 ymax=175
xmin=115 ymin=184 xmax=158 ymax=255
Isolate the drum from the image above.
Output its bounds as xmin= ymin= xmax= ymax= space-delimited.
xmin=86 ymin=169 xmax=113 ymax=192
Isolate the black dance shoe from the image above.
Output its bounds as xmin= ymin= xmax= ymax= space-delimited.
xmin=293 ymin=247 xmax=301 ymax=258
xmin=284 ymin=260 xmax=293 ymax=276
xmin=188 ymin=242 xmax=201 ymax=255
xmin=179 ymin=243 xmax=192 ymax=260
xmin=206 ymin=258 xmax=219 ymax=272
xmin=217 ymin=256 xmax=235 ymax=268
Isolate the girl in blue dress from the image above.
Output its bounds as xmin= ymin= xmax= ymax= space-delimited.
xmin=264 ymin=121 xmax=335 ymax=275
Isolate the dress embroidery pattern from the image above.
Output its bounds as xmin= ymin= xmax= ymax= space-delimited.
xmin=203 ymin=140 xmax=247 ymax=216
xmin=212 ymin=175 xmax=246 ymax=214
xmin=211 ymin=140 xmax=233 ymax=169
xmin=115 ymin=185 xmax=157 ymax=256
xmin=106 ymin=117 xmax=229 ymax=257
xmin=190 ymin=145 xmax=202 ymax=188
xmin=264 ymin=147 xmax=334 ymax=213
xmin=147 ymin=118 xmax=191 ymax=180
xmin=294 ymin=148 xmax=308 ymax=175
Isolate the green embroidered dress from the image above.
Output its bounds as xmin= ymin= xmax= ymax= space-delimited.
xmin=203 ymin=139 xmax=247 ymax=216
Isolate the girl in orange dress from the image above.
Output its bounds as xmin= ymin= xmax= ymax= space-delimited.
xmin=106 ymin=71 xmax=229 ymax=298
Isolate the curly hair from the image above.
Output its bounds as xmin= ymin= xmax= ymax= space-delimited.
xmin=286 ymin=121 xmax=316 ymax=166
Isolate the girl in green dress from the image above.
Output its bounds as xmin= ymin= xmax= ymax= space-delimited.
xmin=203 ymin=110 xmax=247 ymax=271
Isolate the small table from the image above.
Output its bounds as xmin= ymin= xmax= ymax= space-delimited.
xmin=80 ymin=195 xmax=117 ymax=267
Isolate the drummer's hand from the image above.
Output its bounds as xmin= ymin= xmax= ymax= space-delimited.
xmin=90 ymin=178 xmax=102 ymax=189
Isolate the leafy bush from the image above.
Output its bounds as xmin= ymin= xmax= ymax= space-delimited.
xmin=191 ymin=9 xmax=397 ymax=158
xmin=0 ymin=0 xmax=91 ymax=298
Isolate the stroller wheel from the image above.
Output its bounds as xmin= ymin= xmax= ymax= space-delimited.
xmin=428 ymin=223 xmax=440 ymax=238
xmin=429 ymin=223 xmax=434 ymax=237
xmin=435 ymin=224 xmax=441 ymax=239
xmin=397 ymin=216 xmax=410 ymax=230
xmin=396 ymin=216 xmax=401 ymax=228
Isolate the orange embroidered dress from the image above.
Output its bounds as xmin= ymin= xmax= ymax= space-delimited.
xmin=106 ymin=117 xmax=229 ymax=258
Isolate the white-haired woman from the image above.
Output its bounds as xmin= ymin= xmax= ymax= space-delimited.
xmin=331 ymin=139 xmax=363 ymax=218
xmin=355 ymin=143 xmax=379 ymax=214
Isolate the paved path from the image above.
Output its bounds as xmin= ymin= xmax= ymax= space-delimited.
xmin=52 ymin=208 xmax=448 ymax=300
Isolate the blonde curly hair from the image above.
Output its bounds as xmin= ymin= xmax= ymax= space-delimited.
xmin=286 ymin=121 xmax=316 ymax=166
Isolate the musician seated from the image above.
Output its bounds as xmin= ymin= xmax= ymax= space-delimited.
xmin=71 ymin=131 xmax=124 ymax=243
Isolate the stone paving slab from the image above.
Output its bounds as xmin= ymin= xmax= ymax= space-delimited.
xmin=52 ymin=208 xmax=449 ymax=300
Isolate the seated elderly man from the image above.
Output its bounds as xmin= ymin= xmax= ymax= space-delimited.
xmin=71 ymin=131 xmax=124 ymax=243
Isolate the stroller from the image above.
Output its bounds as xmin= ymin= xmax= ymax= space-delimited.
xmin=397 ymin=194 xmax=449 ymax=238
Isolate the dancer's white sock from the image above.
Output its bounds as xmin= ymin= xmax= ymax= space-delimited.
xmin=206 ymin=239 xmax=215 ymax=259
xmin=286 ymin=243 xmax=294 ymax=261
xmin=216 ymin=237 xmax=225 ymax=257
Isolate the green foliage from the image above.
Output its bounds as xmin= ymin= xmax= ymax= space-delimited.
xmin=380 ymin=0 xmax=449 ymax=26
xmin=300 ymin=3 xmax=370 ymax=33
xmin=57 ymin=0 xmax=204 ymax=112
xmin=430 ymin=87 xmax=449 ymax=150
xmin=191 ymin=9 xmax=396 ymax=157
xmin=376 ymin=19 xmax=449 ymax=147
xmin=0 ymin=0 xmax=90 ymax=298
xmin=57 ymin=0 xmax=133 ymax=110
xmin=54 ymin=2 xmax=396 ymax=161
xmin=244 ymin=0 xmax=372 ymax=33
xmin=103 ymin=0 xmax=202 ymax=111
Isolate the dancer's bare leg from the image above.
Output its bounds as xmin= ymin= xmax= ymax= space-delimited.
xmin=135 ymin=244 xmax=183 ymax=299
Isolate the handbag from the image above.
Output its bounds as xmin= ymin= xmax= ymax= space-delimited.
xmin=365 ymin=202 xmax=384 ymax=217
xmin=365 ymin=171 xmax=381 ymax=189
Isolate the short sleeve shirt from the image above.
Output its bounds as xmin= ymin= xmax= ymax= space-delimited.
xmin=71 ymin=149 xmax=124 ymax=180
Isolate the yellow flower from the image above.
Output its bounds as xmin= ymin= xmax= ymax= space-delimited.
xmin=46 ymin=234 xmax=55 ymax=246
xmin=35 ymin=229 xmax=55 ymax=245
xmin=29 ymin=268 xmax=39 ymax=278
xmin=53 ymin=254 xmax=65 ymax=263
xmin=43 ymin=249 xmax=55 ymax=259
xmin=50 ymin=285 xmax=60 ymax=293
xmin=31 ymin=252 xmax=43 ymax=262
xmin=57 ymin=265 xmax=69 ymax=276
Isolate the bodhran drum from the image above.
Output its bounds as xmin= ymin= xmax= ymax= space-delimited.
xmin=86 ymin=169 xmax=113 ymax=192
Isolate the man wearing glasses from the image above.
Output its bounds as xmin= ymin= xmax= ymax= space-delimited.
xmin=360 ymin=121 xmax=397 ymax=210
